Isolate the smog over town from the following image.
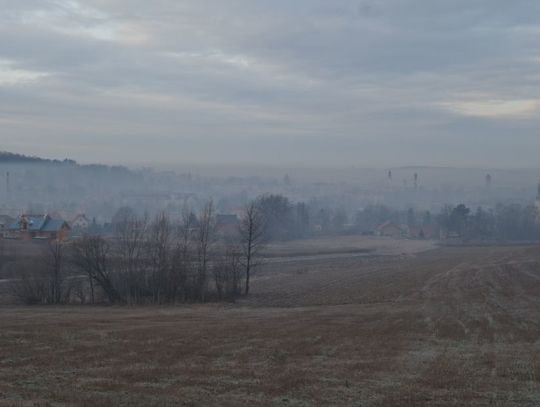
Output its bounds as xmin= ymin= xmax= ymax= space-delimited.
xmin=2 ymin=2 xmax=540 ymax=406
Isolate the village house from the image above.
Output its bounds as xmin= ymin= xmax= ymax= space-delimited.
xmin=5 ymin=214 xmax=71 ymax=241
xmin=375 ymin=221 xmax=405 ymax=238
xmin=71 ymin=213 xmax=90 ymax=230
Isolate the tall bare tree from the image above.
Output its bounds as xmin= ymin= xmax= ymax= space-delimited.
xmin=115 ymin=212 xmax=148 ymax=304
xmin=147 ymin=212 xmax=172 ymax=304
xmin=239 ymin=200 xmax=267 ymax=295
xmin=195 ymin=200 xmax=215 ymax=302
xmin=213 ymin=244 xmax=242 ymax=300
xmin=169 ymin=204 xmax=196 ymax=302
xmin=45 ymin=239 xmax=68 ymax=304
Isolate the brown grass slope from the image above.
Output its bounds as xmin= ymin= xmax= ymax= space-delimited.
xmin=2 ymin=246 xmax=540 ymax=406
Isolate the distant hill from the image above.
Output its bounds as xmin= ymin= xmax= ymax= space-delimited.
xmin=0 ymin=151 xmax=133 ymax=176
xmin=0 ymin=151 xmax=77 ymax=165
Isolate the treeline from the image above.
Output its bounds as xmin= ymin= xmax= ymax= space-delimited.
xmin=353 ymin=205 xmax=433 ymax=233
xmin=0 ymin=151 xmax=75 ymax=165
xmin=10 ymin=198 xmax=267 ymax=305
xmin=0 ymin=150 xmax=134 ymax=176
xmin=101 ymin=194 xmax=348 ymax=240
xmin=9 ymin=196 xmax=540 ymax=304
xmin=0 ymin=151 xmax=79 ymax=166
xmin=353 ymin=202 xmax=540 ymax=241
xmin=438 ymin=203 xmax=540 ymax=241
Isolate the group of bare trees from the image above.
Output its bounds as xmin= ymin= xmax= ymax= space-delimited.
xmin=11 ymin=199 xmax=268 ymax=305
xmin=11 ymin=240 xmax=72 ymax=305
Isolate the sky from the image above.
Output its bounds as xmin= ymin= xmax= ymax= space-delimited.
xmin=1 ymin=0 xmax=540 ymax=168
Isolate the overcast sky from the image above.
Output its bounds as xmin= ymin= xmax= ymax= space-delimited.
xmin=1 ymin=1 xmax=539 ymax=168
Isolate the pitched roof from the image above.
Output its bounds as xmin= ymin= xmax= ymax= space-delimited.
xmin=376 ymin=221 xmax=402 ymax=231
xmin=8 ymin=215 xmax=47 ymax=231
xmin=8 ymin=215 xmax=70 ymax=232
xmin=0 ymin=215 xmax=14 ymax=225
xmin=42 ymin=219 xmax=70 ymax=232
xmin=71 ymin=214 xmax=89 ymax=225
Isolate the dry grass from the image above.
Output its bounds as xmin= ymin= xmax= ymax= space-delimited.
xmin=263 ymin=235 xmax=435 ymax=258
xmin=2 ymin=245 xmax=540 ymax=406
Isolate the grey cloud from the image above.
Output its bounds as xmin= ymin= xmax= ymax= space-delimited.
xmin=1 ymin=0 xmax=540 ymax=167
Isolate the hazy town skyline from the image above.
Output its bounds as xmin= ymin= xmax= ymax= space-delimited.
xmin=1 ymin=1 xmax=540 ymax=168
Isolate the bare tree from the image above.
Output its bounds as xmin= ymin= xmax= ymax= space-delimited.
xmin=45 ymin=239 xmax=68 ymax=304
xmin=195 ymin=200 xmax=215 ymax=302
xmin=71 ymin=277 xmax=88 ymax=304
xmin=146 ymin=213 xmax=172 ymax=304
xmin=115 ymin=212 xmax=148 ymax=304
xmin=213 ymin=244 xmax=242 ymax=300
xmin=239 ymin=200 xmax=267 ymax=295
xmin=72 ymin=235 xmax=122 ymax=304
xmin=10 ymin=258 xmax=47 ymax=305
xmin=226 ymin=245 xmax=243 ymax=298
xmin=11 ymin=240 xmax=69 ymax=305
xmin=169 ymin=205 xmax=196 ymax=302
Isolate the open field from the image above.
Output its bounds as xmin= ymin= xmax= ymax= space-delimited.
xmin=2 ymin=244 xmax=540 ymax=406
xmin=263 ymin=235 xmax=436 ymax=258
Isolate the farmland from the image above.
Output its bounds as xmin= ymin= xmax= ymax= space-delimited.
xmin=2 ymin=240 xmax=540 ymax=406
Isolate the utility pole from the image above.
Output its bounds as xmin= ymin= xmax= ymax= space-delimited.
xmin=5 ymin=171 xmax=10 ymax=203
xmin=485 ymin=173 xmax=492 ymax=188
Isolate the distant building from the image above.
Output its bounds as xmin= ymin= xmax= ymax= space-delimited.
xmin=71 ymin=214 xmax=90 ymax=230
xmin=375 ymin=221 xmax=405 ymax=238
xmin=5 ymin=214 xmax=71 ymax=241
